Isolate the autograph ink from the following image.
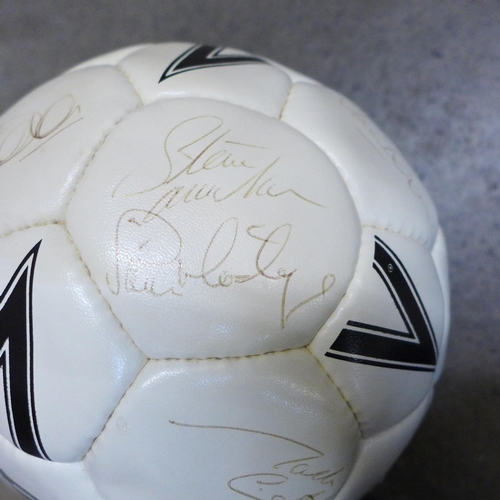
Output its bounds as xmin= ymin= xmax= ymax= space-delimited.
xmin=170 ymin=420 xmax=343 ymax=500
xmin=107 ymin=113 xmax=337 ymax=328
xmin=0 ymin=95 xmax=82 ymax=166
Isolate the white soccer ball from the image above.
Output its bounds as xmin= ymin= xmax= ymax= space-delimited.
xmin=0 ymin=43 xmax=449 ymax=500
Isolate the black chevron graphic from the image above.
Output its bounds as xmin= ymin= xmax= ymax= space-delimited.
xmin=325 ymin=236 xmax=438 ymax=371
xmin=159 ymin=45 xmax=266 ymax=82
xmin=0 ymin=241 xmax=50 ymax=460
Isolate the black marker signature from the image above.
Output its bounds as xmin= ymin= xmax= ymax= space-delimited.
xmin=107 ymin=210 xmax=335 ymax=328
xmin=0 ymin=95 xmax=82 ymax=166
xmin=169 ymin=420 xmax=343 ymax=500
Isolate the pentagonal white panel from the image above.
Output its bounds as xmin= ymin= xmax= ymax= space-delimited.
xmin=85 ymin=349 xmax=360 ymax=500
xmin=0 ymin=226 xmax=146 ymax=462
xmin=334 ymin=392 xmax=433 ymax=500
xmin=118 ymin=43 xmax=292 ymax=117
xmin=309 ymin=228 xmax=445 ymax=437
xmin=67 ymin=97 xmax=360 ymax=359
xmin=280 ymin=82 xmax=438 ymax=248
xmin=0 ymin=66 xmax=141 ymax=235
xmin=0 ymin=435 xmax=101 ymax=500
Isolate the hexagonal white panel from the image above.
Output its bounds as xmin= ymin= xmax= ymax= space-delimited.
xmin=334 ymin=392 xmax=433 ymax=500
xmin=310 ymin=228 xmax=445 ymax=437
xmin=118 ymin=43 xmax=292 ymax=117
xmin=0 ymin=434 xmax=102 ymax=500
xmin=0 ymin=66 xmax=141 ymax=235
xmin=68 ymin=97 xmax=360 ymax=359
xmin=0 ymin=226 xmax=146 ymax=462
xmin=85 ymin=349 xmax=360 ymax=500
xmin=280 ymin=82 xmax=438 ymax=248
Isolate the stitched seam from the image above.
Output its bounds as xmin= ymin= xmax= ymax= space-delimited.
xmin=306 ymin=230 xmax=366 ymax=437
xmin=308 ymin=344 xmax=363 ymax=437
xmin=116 ymin=63 xmax=145 ymax=106
xmin=278 ymin=80 xmax=294 ymax=121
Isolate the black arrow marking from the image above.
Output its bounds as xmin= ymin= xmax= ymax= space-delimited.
xmin=159 ymin=45 xmax=266 ymax=82
xmin=0 ymin=241 xmax=50 ymax=460
xmin=325 ymin=236 xmax=438 ymax=372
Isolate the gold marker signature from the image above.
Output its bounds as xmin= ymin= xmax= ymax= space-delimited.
xmin=113 ymin=116 xmax=324 ymax=211
xmin=107 ymin=210 xmax=335 ymax=328
xmin=169 ymin=420 xmax=343 ymax=500
xmin=0 ymin=95 xmax=82 ymax=166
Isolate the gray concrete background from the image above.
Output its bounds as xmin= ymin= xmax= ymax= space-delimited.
xmin=0 ymin=1 xmax=499 ymax=499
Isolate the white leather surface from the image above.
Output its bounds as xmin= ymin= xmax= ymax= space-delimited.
xmin=85 ymin=349 xmax=360 ymax=500
xmin=0 ymin=436 xmax=104 ymax=500
xmin=431 ymin=227 xmax=451 ymax=381
xmin=0 ymin=226 xmax=145 ymax=462
xmin=310 ymin=228 xmax=446 ymax=437
xmin=68 ymin=45 xmax=148 ymax=73
xmin=0 ymin=434 xmax=103 ymax=500
xmin=334 ymin=392 xmax=433 ymax=500
xmin=0 ymin=42 xmax=449 ymax=500
xmin=118 ymin=44 xmax=293 ymax=117
xmin=67 ymin=96 xmax=361 ymax=359
xmin=0 ymin=66 xmax=141 ymax=235
xmin=280 ymin=83 xmax=439 ymax=248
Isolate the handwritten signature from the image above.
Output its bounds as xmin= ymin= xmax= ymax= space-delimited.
xmin=340 ymin=95 xmax=428 ymax=210
xmin=113 ymin=115 xmax=325 ymax=211
xmin=107 ymin=210 xmax=335 ymax=328
xmin=0 ymin=94 xmax=82 ymax=166
xmin=169 ymin=420 xmax=343 ymax=500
